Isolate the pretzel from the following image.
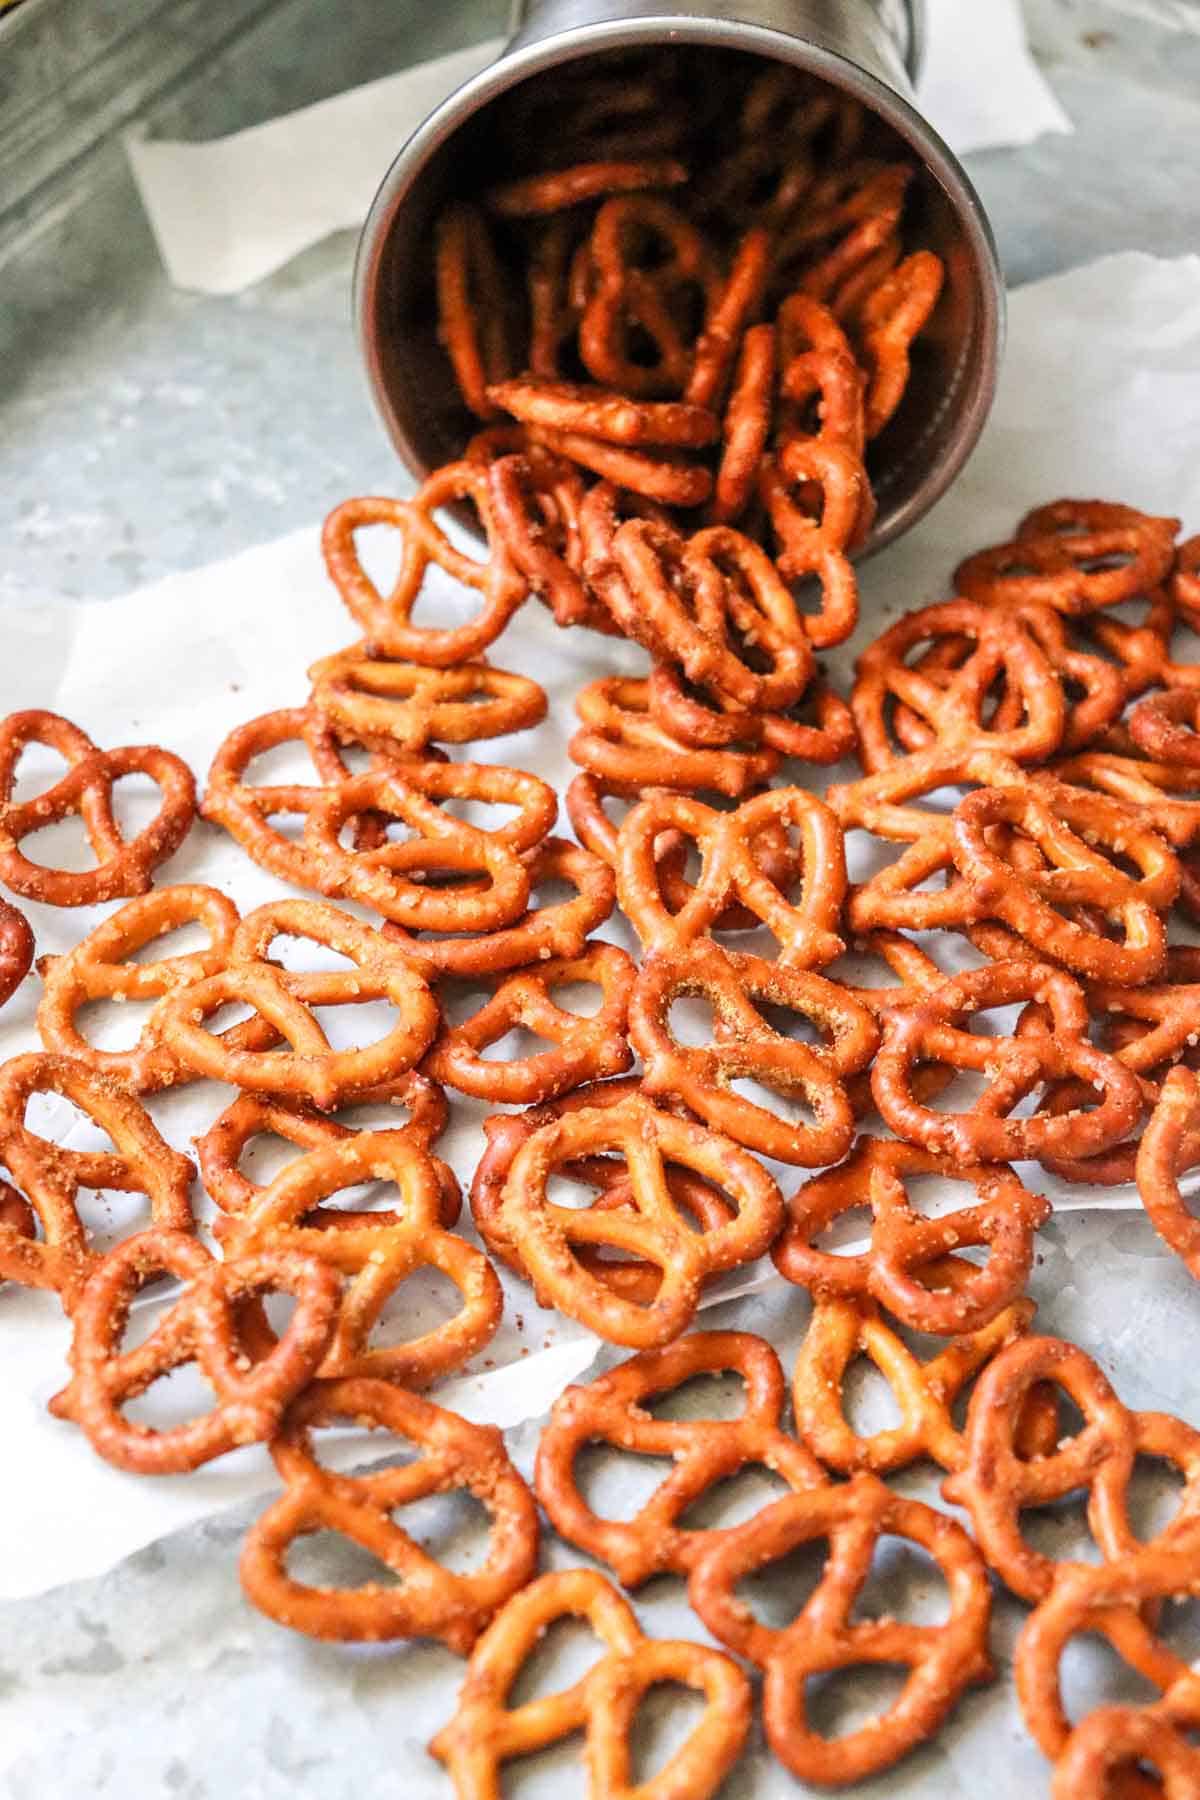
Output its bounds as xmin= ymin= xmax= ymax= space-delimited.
xmin=687 ymin=1474 xmax=992 ymax=1787
xmin=224 ymin=1132 xmax=501 ymax=1387
xmin=1015 ymin=1540 xmax=1200 ymax=1767
xmin=646 ymin=660 xmax=857 ymax=763
xmin=321 ymin=465 xmax=528 ymax=666
xmin=1129 ymin=688 xmax=1200 ymax=768
xmin=579 ymin=193 xmax=719 ymax=397
xmin=484 ymin=156 xmax=687 ymax=217
xmin=300 ymin=763 xmax=543 ymax=931
xmin=949 ymin=779 xmax=1179 ymax=984
xmin=470 ymin=1078 xmax=739 ymax=1304
xmin=758 ymin=441 xmax=865 ymax=647
xmin=240 ymin=1377 xmax=538 ymax=1650
xmin=956 ymin=498 xmax=1179 ymax=616
xmin=526 ymin=422 xmax=713 ymax=507
xmin=1052 ymin=744 xmax=1200 ymax=849
xmin=425 ymin=942 xmax=634 ymax=1104
xmin=629 ymin=941 xmax=877 ymax=1165
xmin=872 ymin=960 xmax=1144 ymax=1165
xmin=710 ymin=322 xmax=775 ymax=524
xmin=1172 ymin=531 xmax=1200 ymax=629
xmin=201 ymin=703 xmax=411 ymax=888
xmin=195 ymin=1073 xmax=460 ymax=1234
xmin=35 ymin=885 xmax=274 ymax=1093
xmin=0 ymin=1178 xmax=34 ymax=1244
xmin=435 ymin=202 xmax=511 ymax=418
xmin=569 ymin=675 xmax=780 ymax=796
xmin=429 ymin=1568 xmax=752 ymax=1796
xmin=943 ymin=1335 xmax=1200 ymax=1604
xmin=535 ymin=1331 xmax=825 ymax=1585
xmin=48 ymin=1229 xmax=340 ymax=1473
xmin=482 ymin=448 xmax=594 ymax=628
xmin=778 ymin=161 xmax=912 ymax=299
xmin=1137 ymin=1066 xmax=1200 ymax=1280
xmin=793 ymin=1272 xmax=1041 ymax=1475
xmin=776 ymin=307 xmax=866 ymax=459
xmin=486 ymin=377 xmax=717 ymax=449
xmin=496 ymin=1090 xmax=783 ymax=1346
xmin=854 ymin=249 xmax=945 ymax=437
xmin=153 ymin=899 xmax=438 ymax=1112
xmin=0 ymin=1052 xmax=193 ymax=1305
xmin=1051 ymin=1689 xmax=1200 ymax=1799
xmin=0 ymin=896 xmax=32 ymax=1008
xmin=774 ymin=1136 xmax=1050 ymax=1335
xmin=381 ymin=836 xmax=614 ymax=977
xmin=616 ymin=786 xmax=846 ymax=966
xmin=306 ymin=645 xmax=546 ymax=752
xmin=0 ymin=709 xmax=196 ymax=906
xmin=685 ymin=226 xmax=772 ymax=411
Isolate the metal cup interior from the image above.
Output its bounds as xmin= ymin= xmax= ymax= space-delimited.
xmin=355 ymin=22 xmax=1003 ymax=556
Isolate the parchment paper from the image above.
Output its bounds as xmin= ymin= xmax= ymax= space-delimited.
xmin=0 ymin=247 xmax=1197 ymax=1637
xmin=124 ymin=0 xmax=1071 ymax=297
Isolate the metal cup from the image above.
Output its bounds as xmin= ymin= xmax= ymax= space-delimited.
xmin=355 ymin=0 xmax=1004 ymax=556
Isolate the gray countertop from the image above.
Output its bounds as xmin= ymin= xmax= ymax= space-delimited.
xmin=2 ymin=1 xmax=1200 ymax=1794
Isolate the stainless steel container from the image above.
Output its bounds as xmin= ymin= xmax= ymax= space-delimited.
xmin=355 ymin=0 xmax=1004 ymax=557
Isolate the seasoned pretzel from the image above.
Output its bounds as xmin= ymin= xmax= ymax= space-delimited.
xmin=485 ymin=156 xmax=687 ymax=217
xmin=616 ymin=786 xmax=846 ymax=966
xmin=778 ymin=160 xmax=912 ymax=298
xmin=0 ymin=1052 xmax=194 ymax=1304
xmin=854 ymin=249 xmax=944 ymax=437
xmin=425 ymin=942 xmax=634 ymax=1104
xmin=956 ymin=498 xmax=1179 ymax=616
xmin=793 ymin=1272 xmax=1041 ymax=1474
xmin=382 ymin=836 xmax=614 ymax=978
xmin=1052 ymin=744 xmax=1200 ymax=849
xmin=470 ymin=1077 xmax=739 ymax=1304
xmin=486 ymin=378 xmax=717 ymax=449
xmin=949 ymin=779 xmax=1179 ymax=984
xmin=1172 ymin=531 xmax=1200 ymax=629
xmin=321 ymin=465 xmax=528 ymax=667
xmin=225 ymin=1132 xmax=501 ymax=1387
xmin=872 ymin=960 xmax=1144 ymax=1165
xmin=1137 ymin=1066 xmax=1200 ymax=1281
xmin=240 ymin=1376 xmax=538 ymax=1649
xmin=483 ymin=448 xmax=594 ymax=628
xmin=570 ymin=675 xmax=780 ymax=797
xmin=629 ymin=941 xmax=877 ymax=1165
xmin=195 ymin=1073 xmax=460 ymax=1233
xmin=153 ymin=899 xmax=438 ymax=1112
xmin=0 ymin=896 xmax=32 ymax=1008
xmin=35 ymin=885 xmax=272 ymax=1093
xmin=0 ymin=709 xmax=195 ymax=906
xmin=944 ymin=1335 xmax=1200 ymax=1603
xmin=579 ymin=193 xmax=720 ymax=398
xmin=1015 ymin=1541 xmax=1200 ymax=1767
xmin=535 ymin=1331 xmax=825 ymax=1585
xmin=306 ymin=645 xmax=546 ymax=752
xmin=1052 ymin=1688 xmax=1200 ymax=1799
xmin=759 ymin=441 xmax=865 ymax=647
xmin=527 ymin=422 xmax=713 ymax=507
xmin=646 ymin=662 xmax=857 ymax=764
xmin=710 ymin=322 xmax=776 ymax=524
xmin=497 ymin=1091 xmax=783 ymax=1346
xmin=685 ymin=226 xmax=772 ymax=411
xmin=49 ymin=1229 xmax=340 ymax=1473
xmin=1129 ymin=688 xmax=1200 ymax=768
xmin=429 ymin=1568 xmax=752 ymax=1796
xmin=774 ymin=1136 xmax=1050 ymax=1335
xmin=435 ymin=202 xmax=512 ymax=418
xmin=688 ymin=1474 xmax=992 ymax=1787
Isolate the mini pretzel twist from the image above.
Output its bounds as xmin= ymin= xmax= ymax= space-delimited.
xmin=956 ymin=498 xmax=1179 ymax=616
xmin=569 ymin=675 xmax=780 ymax=797
xmin=1137 ymin=1064 xmax=1200 ymax=1281
xmin=306 ymin=644 xmax=547 ymax=752
xmin=0 ymin=1052 xmax=194 ymax=1305
xmin=482 ymin=447 xmax=594 ymax=628
xmin=49 ymin=1228 xmax=341 ymax=1473
xmin=688 ymin=1474 xmax=993 ymax=1787
xmin=579 ymin=193 xmax=720 ymax=398
xmin=774 ymin=1135 xmax=1050 ymax=1335
xmin=223 ymin=1131 xmax=502 ymax=1388
xmin=240 ymin=1376 xmax=539 ymax=1650
xmin=854 ymin=249 xmax=945 ymax=438
xmin=425 ymin=942 xmax=635 ymax=1104
xmin=943 ymin=1335 xmax=1200 ymax=1603
xmin=153 ymin=899 xmax=439 ymax=1112
xmin=1051 ymin=1687 xmax=1200 ymax=1799
xmin=535 ymin=1331 xmax=825 ymax=1585
xmin=429 ymin=1567 xmax=752 ymax=1797
xmin=0 ymin=709 xmax=196 ymax=906
xmin=0 ymin=896 xmax=33 ymax=1009
xmin=496 ymin=1090 xmax=783 ymax=1347
xmin=435 ymin=201 xmax=513 ymax=419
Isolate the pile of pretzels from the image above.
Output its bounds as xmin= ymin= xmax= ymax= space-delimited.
xmin=4 ymin=49 xmax=1200 ymax=1800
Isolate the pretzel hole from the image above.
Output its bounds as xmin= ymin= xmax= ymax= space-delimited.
xmin=645 ymin=1371 xmax=751 ymax=1424
xmin=575 ymin=1443 xmax=677 ymax=1520
xmin=121 ymin=1360 xmax=219 ymax=1433
xmin=547 ymin=1172 xmax=614 ymax=1213
xmin=510 ymin=1615 xmax=610 ymax=1706
xmin=848 ymin=1536 xmax=951 ymax=1628
xmin=76 ymin=995 xmax=159 ymax=1052
xmin=310 ymin=1001 xmax=405 ymax=1053
xmin=6 ymin=741 xmax=75 ymax=807
xmin=368 ymin=1266 xmax=472 ymax=1348
xmin=1125 ymin=1456 xmax=1190 ymax=1545
xmin=477 ymin=1026 xmax=572 ymax=1063
xmin=733 ymin=1534 xmax=830 ymax=1629
xmin=1058 ymin=1632 xmax=1172 ymax=1732
xmin=110 ymin=774 xmax=175 ymax=843
xmin=437 ymin=796 xmax=527 ymax=836
xmin=386 ymin=1486 xmax=495 ymax=1575
xmin=127 ymin=919 xmax=213 ymax=964
xmin=9 ymin=812 xmax=118 ymax=877
xmin=806 ymin=1664 xmax=914 ymax=1742
xmin=747 ymin=1000 xmax=829 ymax=1048
xmin=283 ymin=1529 xmax=405 ymax=1594
xmin=547 ymin=979 xmax=605 ymax=1019
xmin=628 ymin=1683 xmax=712 ymax=1785
xmin=668 ymin=996 xmax=720 ymax=1046
xmin=676 ymin=1464 xmax=792 ymax=1531
xmin=899 ymin=1173 xmax=986 ymax=1223
xmin=810 ymin=1205 xmax=873 ymax=1256
xmin=728 ymin=1076 xmax=821 ymax=1129
xmin=1020 ymin=1492 xmax=1104 ymax=1570
xmin=839 ymin=1358 xmax=904 ymax=1436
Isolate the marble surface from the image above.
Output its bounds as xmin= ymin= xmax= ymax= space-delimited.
xmin=3 ymin=1 xmax=1200 ymax=1794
